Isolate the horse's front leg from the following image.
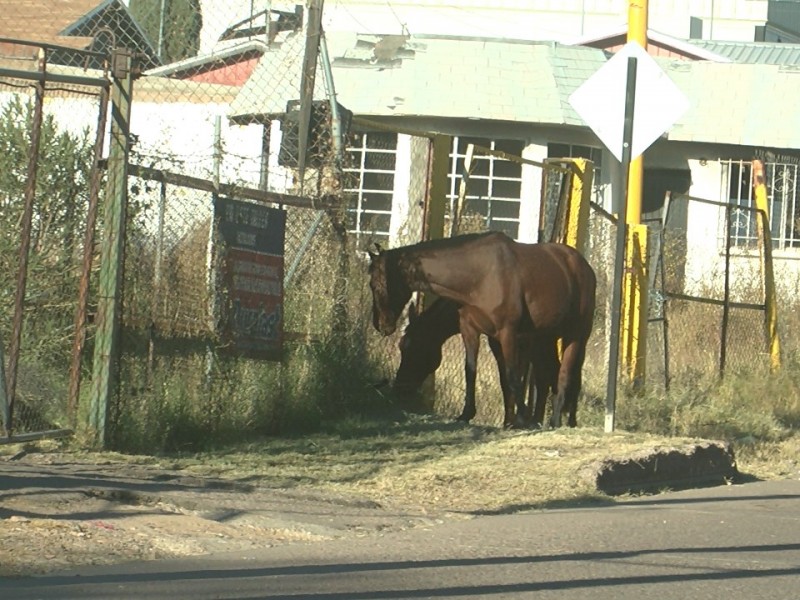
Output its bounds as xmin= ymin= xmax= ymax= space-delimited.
xmin=457 ymin=325 xmax=481 ymax=423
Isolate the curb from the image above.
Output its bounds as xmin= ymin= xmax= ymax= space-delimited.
xmin=587 ymin=441 xmax=739 ymax=496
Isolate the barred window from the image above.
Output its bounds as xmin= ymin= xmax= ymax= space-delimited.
xmin=548 ymin=142 xmax=604 ymax=204
xmin=723 ymin=159 xmax=800 ymax=250
xmin=447 ymin=137 xmax=524 ymax=240
xmin=343 ymin=132 xmax=397 ymax=242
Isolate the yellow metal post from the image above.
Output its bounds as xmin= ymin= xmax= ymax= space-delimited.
xmin=752 ymin=160 xmax=782 ymax=372
xmin=622 ymin=0 xmax=649 ymax=386
xmin=621 ymin=224 xmax=649 ymax=380
xmin=563 ymin=158 xmax=594 ymax=253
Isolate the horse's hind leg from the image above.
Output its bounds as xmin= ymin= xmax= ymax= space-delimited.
xmin=565 ymin=365 xmax=582 ymax=427
xmin=497 ymin=330 xmax=526 ymax=429
xmin=457 ymin=326 xmax=482 ymax=423
xmin=551 ymin=339 xmax=585 ymax=428
xmin=530 ymin=339 xmax=559 ymax=428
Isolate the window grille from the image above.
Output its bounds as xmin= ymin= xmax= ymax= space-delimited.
xmin=342 ymin=132 xmax=397 ymax=242
xmin=548 ymin=142 xmax=604 ymax=205
xmin=446 ymin=137 xmax=524 ymax=240
xmin=722 ymin=159 xmax=800 ymax=250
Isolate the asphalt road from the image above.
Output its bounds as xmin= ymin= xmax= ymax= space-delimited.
xmin=2 ymin=479 xmax=799 ymax=600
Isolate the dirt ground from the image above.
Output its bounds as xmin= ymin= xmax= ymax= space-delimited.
xmin=0 ymin=427 xmax=756 ymax=578
xmin=0 ymin=450 xmax=455 ymax=577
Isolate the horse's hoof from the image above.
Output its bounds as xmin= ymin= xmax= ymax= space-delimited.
xmin=503 ymin=417 xmax=527 ymax=430
xmin=456 ymin=414 xmax=474 ymax=423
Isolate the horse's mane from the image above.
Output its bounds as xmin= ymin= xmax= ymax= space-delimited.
xmin=387 ymin=231 xmax=505 ymax=255
xmin=384 ymin=231 xmax=508 ymax=290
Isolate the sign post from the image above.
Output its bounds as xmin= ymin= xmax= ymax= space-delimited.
xmin=569 ymin=41 xmax=689 ymax=432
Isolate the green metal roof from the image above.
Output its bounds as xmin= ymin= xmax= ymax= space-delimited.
xmin=228 ymin=32 xmax=800 ymax=151
xmin=687 ymin=39 xmax=800 ymax=65
xmin=230 ymin=33 xmax=607 ymax=126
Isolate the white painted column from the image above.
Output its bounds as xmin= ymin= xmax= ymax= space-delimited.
xmin=519 ymin=142 xmax=548 ymax=243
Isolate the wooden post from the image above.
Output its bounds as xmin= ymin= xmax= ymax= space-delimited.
xmin=1 ymin=342 xmax=8 ymax=437
xmin=417 ymin=134 xmax=451 ymax=412
xmin=451 ymin=143 xmax=474 ymax=237
xmin=88 ymin=49 xmax=134 ymax=448
xmin=297 ymin=0 xmax=323 ymax=188
xmin=423 ymin=134 xmax=450 ymax=242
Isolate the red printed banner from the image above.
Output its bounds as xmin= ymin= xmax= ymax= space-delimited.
xmin=215 ymin=198 xmax=285 ymax=361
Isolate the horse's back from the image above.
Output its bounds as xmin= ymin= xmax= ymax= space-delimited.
xmin=512 ymin=242 xmax=596 ymax=335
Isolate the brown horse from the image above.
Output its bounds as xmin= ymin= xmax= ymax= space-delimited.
xmin=395 ymin=297 xmax=567 ymax=427
xmin=368 ymin=231 xmax=596 ymax=428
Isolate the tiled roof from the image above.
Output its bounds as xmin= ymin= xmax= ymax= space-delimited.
xmin=0 ymin=0 xmax=105 ymax=50
xmin=0 ymin=0 xmax=159 ymax=69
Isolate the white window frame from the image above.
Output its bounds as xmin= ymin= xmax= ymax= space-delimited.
xmin=446 ymin=137 xmax=525 ymax=240
xmin=342 ymin=132 xmax=398 ymax=242
xmin=721 ymin=159 xmax=800 ymax=251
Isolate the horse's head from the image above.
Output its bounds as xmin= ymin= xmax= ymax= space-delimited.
xmin=394 ymin=303 xmax=444 ymax=396
xmin=368 ymin=243 xmax=411 ymax=336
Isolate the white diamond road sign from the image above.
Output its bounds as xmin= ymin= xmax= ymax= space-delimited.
xmin=569 ymin=41 xmax=690 ymax=163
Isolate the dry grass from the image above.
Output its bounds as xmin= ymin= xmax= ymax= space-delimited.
xmin=4 ymin=407 xmax=797 ymax=519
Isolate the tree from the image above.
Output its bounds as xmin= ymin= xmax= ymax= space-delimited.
xmin=129 ymin=0 xmax=203 ymax=64
xmin=0 ymin=95 xmax=95 ymax=386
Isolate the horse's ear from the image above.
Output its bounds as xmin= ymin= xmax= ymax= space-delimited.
xmin=367 ymin=241 xmax=382 ymax=259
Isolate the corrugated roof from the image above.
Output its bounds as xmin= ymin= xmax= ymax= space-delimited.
xmin=687 ymin=39 xmax=800 ymax=65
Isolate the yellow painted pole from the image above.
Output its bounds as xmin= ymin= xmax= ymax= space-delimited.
xmin=564 ymin=158 xmax=594 ymax=253
xmin=626 ymin=0 xmax=647 ymax=227
xmin=621 ymin=224 xmax=649 ymax=379
xmin=621 ymin=0 xmax=649 ymax=386
xmin=752 ymin=160 xmax=782 ymax=372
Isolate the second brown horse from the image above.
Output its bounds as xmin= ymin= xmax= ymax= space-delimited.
xmin=368 ymin=232 xmax=596 ymax=428
xmin=395 ymin=297 xmax=570 ymax=427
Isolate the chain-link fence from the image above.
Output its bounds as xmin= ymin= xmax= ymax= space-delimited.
xmin=0 ymin=1 xmax=791 ymax=444
xmin=419 ymin=147 xmax=599 ymax=426
xmin=653 ymin=192 xmax=775 ymax=381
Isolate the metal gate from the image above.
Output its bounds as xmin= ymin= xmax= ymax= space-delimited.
xmin=0 ymin=38 xmax=111 ymax=443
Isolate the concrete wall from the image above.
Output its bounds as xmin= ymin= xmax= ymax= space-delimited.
xmin=194 ymin=0 xmax=771 ymax=56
